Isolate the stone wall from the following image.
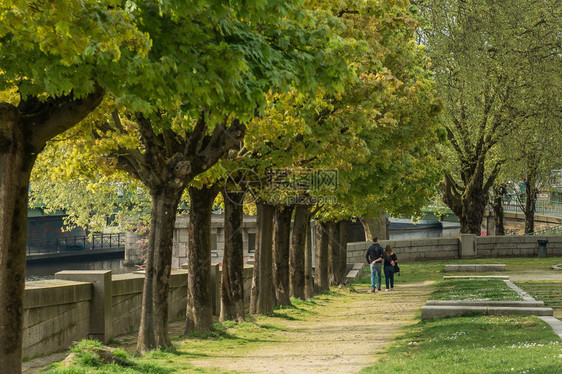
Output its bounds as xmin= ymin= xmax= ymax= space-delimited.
xmin=23 ymin=267 xmax=252 ymax=358
xmin=173 ymin=215 xmax=258 ymax=268
xmin=348 ymin=235 xmax=562 ymax=264
xmin=23 ymin=280 xmax=92 ymax=358
xmin=347 ymin=237 xmax=459 ymax=264
xmin=110 ymin=271 xmax=188 ymax=337
xmin=476 ymin=235 xmax=562 ymax=257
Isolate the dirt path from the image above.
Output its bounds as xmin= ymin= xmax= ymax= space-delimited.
xmin=22 ymin=281 xmax=433 ymax=374
xmin=189 ymin=281 xmax=434 ymax=374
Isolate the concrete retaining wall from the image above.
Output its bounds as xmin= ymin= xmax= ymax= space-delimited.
xmin=347 ymin=237 xmax=459 ymax=263
xmin=476 ymin=235 xmax=562 ymax=258
xmin=110 ymin=271 xmax=188 ymax=337
xmin=348 ymin=235 xmax=562 ymax=263
xmin=23 ymin=280 xmax=92 ymax=358
xmin=23 ymin=267 xmax=252 ymax=358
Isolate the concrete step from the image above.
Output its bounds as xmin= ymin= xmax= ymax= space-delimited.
xmin=443 ymin=275 xmax=509 ymax=280
xmin=425 ymin=300 xmax=545 ymax=307
xmin=445 ymin=264 xmax=506 ymax=272
xmin=346 ymin=263 xmax=365 ymax=283
xmin=421 ymin=305 xmax=553 ymax=320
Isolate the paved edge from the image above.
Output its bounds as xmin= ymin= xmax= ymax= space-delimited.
xmin=539 ymin=316 xmax=562 ymax=340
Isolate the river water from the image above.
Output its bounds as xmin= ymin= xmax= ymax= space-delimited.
xmin=26 ymin=220 xmax=460 ymax=282
xmin=26 ymin=258 xmax=137 ymax=282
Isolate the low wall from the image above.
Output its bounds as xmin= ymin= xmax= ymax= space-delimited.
xmin=111 ymin=271 xmax=188 ymax=337
xmin=23 ymin=280 xmax=92 ymax=358
xmin=347 ymin=237 xmax=459 ymax=263
xmin=477 ymin=235 xmax=562 ymax=258
xmin=24 ymin=266 xmax=253 ymax=358
xmin=347 ymin=235 xmax=562 ymax=264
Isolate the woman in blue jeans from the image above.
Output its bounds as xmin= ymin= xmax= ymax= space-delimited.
xmin=383 ymin=245 xmax=398 ymax=291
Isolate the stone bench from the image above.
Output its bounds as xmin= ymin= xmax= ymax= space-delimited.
xmin=445 ymin=264 xmax=506 ymax=272
xmin=421 ymin=304 xmax=553 ymax=320
xmin=443 ymin=275 xmax=509 ymax=280
xmin=425 ymin=300 xmax=544 ymax=307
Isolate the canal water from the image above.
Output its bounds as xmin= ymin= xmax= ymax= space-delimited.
xmin=26 ymin=219 xmax=460 ymax=281
xmin=26 ymin=258 xmax=137 ymax=282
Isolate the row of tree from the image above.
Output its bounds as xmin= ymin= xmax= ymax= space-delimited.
xmin=0 ymin=1 xmax=442 ymax=371
xmin=414 ymin=0 xmax=562 ymax=234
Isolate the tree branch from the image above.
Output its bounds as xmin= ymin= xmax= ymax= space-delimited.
xmin=21 ymin=85 xmax=105 ymax=151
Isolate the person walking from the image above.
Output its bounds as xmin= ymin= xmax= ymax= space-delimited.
xmin=383 ymin=245 xmax=398 ymax=291
xmin=365 ymin=237 xmax=394 ymax=293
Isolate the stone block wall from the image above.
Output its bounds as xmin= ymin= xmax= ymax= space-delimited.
xmin=348 ymin=235 xmax=562 ymax=265
xmin=476 ymin=235 xmax=562 ymax=257
xmin=23 ymin=267 xmax=253 ymax=358
xmin=173 ymin=215 xmax=258 ymax=268
xmin=23 ymin=280 xmax=92 ymax=358
xmin=111 ymin=271 xmax=188 ymax=337
xmin=347 ymin=237 xmax=459 ymax=264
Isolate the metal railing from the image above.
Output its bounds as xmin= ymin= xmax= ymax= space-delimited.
xmin=27 ymin=233 xmax=125 ymax=255
xmin=502 ymin=199 xmax=562 ymax=217
xmin=526 ymin=225 xmax=562 ymax=236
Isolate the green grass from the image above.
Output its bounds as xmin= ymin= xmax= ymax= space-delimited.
xmin=355 ymin=257 xmax=562 ymax=284
xmin=360 ymin=315 xmax=562 ymax=374
xmin=515 ymin=281 xmax=562 ymax=317
xmin=430 ymin=279 xmax=523 ymax=301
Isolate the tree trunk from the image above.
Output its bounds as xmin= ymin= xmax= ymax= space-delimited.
xmin=0 ymin=91 xmax=103 ymax=371
xmin=492 ymin=185 xmax=505 ymax=236
xmin=220 ymin=191 xmax=245 ymax=322
xmin=273 ymin=205 xmax=294 ymax=306
xmin=250 ymin=203 xmax=275 ymax=315
xmin=0 ymin=111 xmax=35 ymax=373
xmin=314 ymin=221 xmax=329 ymax=293
xmin=359 ymin=212 xmax=388 ymax=241
xmin=185 ymin=185 xmax=219 ymax=334
xmin=304 ymin=210 xmax=314 ymax=299
xmin=290 ymin=205 xmax=308 ymax=299
xmin=337 ymin=220 xmax=349 ymax=283
xmin=442 ymin=163 xmax=499 ymax=236
xmin=137 ymin=189 xmax=182 ymax=353
xmin=327 ymin=221 xmax=340 ymax=286
xmin=524 ymin=170 xmax=538 ymax=234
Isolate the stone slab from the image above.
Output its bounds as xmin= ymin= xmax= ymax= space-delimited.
xmin=445 ymin=264 xmax=506 ymax=272
xmin=443 ymin=275 xmax=509 ymax=280
xmin=425 ymin=300 xmax=544 ymax=307
xmin=504 ymin=280 xmax=536 ymax=301
xmin=421 ymin=305 xmax=553 ymax=320
xmin=346 ymin=263 xmax=365 ymax=283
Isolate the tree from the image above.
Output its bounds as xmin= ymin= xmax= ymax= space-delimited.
xmin=219 ymin=189 xmax=246 ymax=322
xmin=0 ymin=2 xmax=148 ymax=370
xmin=417 ymin=0 xmax=561 ymax=234
xmin=243 ymin=0 xmax=442 ymax=298
xmin=86 ymin=0 xmax=358 ymax=345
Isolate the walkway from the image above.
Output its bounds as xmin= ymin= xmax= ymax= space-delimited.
xmin=189 ymin=282 xmax=434 ymax=373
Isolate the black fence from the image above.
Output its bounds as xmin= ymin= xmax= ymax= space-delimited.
xmin=27 ymin=233 xmax=125 ymax=255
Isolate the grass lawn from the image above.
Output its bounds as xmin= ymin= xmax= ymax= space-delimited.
xmin=429 ymin=279 xmax=523 ymax=301
xmin=515 ymin=281 xmax=562 ymax=318
xmin=360 ymin=315 xmax=561 ymax=374
xmin=356 ymin=256 xmax=562 ymax=285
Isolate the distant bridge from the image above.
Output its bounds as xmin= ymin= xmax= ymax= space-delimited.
xmin=26 ymin=233 xmax=125 ymax=262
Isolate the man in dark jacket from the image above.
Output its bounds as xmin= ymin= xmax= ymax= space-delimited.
xmin=366 ymin=237 xmax=394 ymax=292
